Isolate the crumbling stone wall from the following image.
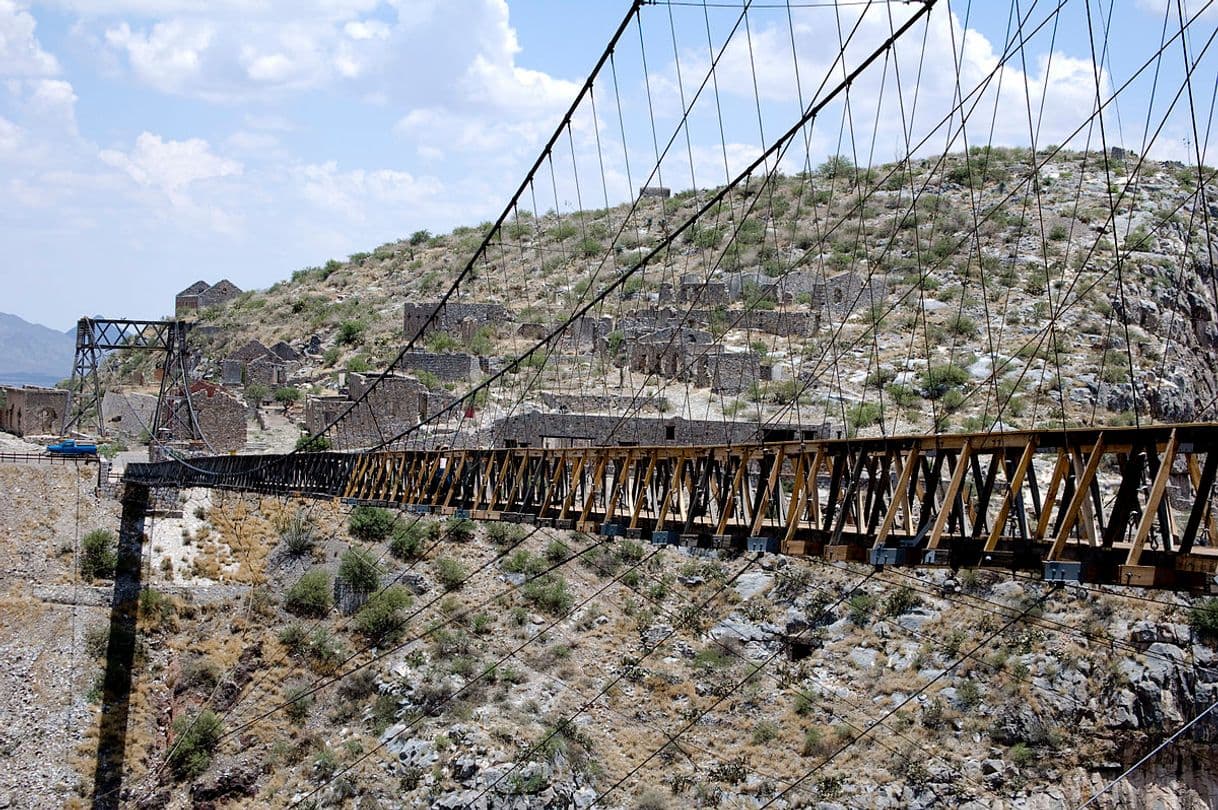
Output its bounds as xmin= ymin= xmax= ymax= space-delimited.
xmin=540 ymin=393 xmax=669 ymax=413
xmin=191 ymin=387 xmax=247 ymax=452
xmin=100 ymin=391 xmax=158 ymax=440
xmin=707 ymin=351 xmax=763 ymax=395
xmin=0 ymin=385 xmax=68 ymax=437
xmin=492 ymin=413 xmax=767 ymax=447
xmin=306 ymin=373 xmax=426 ymax=449
xmin=175 ymin=279 xmax=242 ymax=317
xmin=403 ymin=302 xmax=512 ymax=340
xmin=397 ymin=352 xmax=480 ymax=382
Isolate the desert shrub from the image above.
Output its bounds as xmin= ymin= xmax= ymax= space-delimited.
xmin=921 ymin=364 xmax=969 ymax=399
xmin=80 ymin=529 xmax=117 ymax=581
xmin=168 ymin=710 xmax=222 ymax=780
xmin=389 ymin=521 xmax=429 ymax=560
xmin=1009 ymin=741 xmax=1035 ymax=767
xmin=503 ymin=549 xmax=546 ymax=577
xmin=306 ymin=627 xmax=345 ymax=672
xmin=295 ymin=433 xmax=332 ymax=452
xmin=337 ymin=547 xmax=381 ymax=595
xmin=524 ymin=574 xmax=574 ymax=615
xmin=1190 ymin=598 xmax=1218 ymax=640
xmin=545 ymin=539 xmax=572 ymax=563
xmin=488 ymin=522 xmax=527 ymax=547
xmin=882 ymin=585 xmax=921 ymax=617
xmin=751 ymin=720 xmax=780 ymax=744
xmin=139 ymin=588 xmax=177 ymax=631
xmin=281 ymin=512 xmax=316 ymax=556
xmin=284 ymin=685 xmax=313 ymax=725
xmin=355 ymin=586 xmax=413 ymax=645
xmin=446 ymin=517 xmax=476 ymax=543
xmin=337 ymin=320 xmax=365 ymax=345
xmin=847 ymin=592 xmax=876 ymax=626
xmin=285 ymin=569 xmax=333 ymax=618
xmin=348 ymin=506 xmax=397 ymax=541
xmin=434 ymin=557 xmax=468 ymax=591
xmin=279 ymin=623 xmax=308 ymax=656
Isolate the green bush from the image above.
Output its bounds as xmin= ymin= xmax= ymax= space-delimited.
xmin=882 ymin=585 xmax=921 ymax=617
xmin=139 ymin=588 xmax=177 ymax=631
xmin=80 ymin=529 xmax=117 ymax=581
xmin=279 ymin=623 xmax=308 ymax=656
xmin=503 ymin=549 xmax=547 ymax=578
xmin=847 ymin=592 xmax=876 ymax=626
xmin=274 ymin=387 xmax=302 ymax=404
xmin=446 ymin=517 xmax=476 ymax=543
xmin=435 ymin=557 xmax=468 ymax=591
xmin=281 ymin=512 xmax=316 ymax=556
xmin=168 ymin=710 xmax=223 ymax=780
xmin=338 ymin=547 xmax=382 ymax=595
xmin=284 ymin=685 xmax=313 ymax=725
xmin=285 ymin=569 xmax=333 ymax=618
xmin=487 ymin=522 xmax=526 ymax=547
xmin=921 ymin=364 xmax=969 ymax=399
xmin=355 ymin=587 xmax=413 ymax=645
xmin=524 ymin=574 xmax=574 ymax=616
xmin=295 ymin=433 xmax=332 ymax=452
xmin=1190 ymin=598 xmax=1218 ymax=640
xmin=337 ymin=320 xmax=365 ymax=345
xmin=348 ymin=506 xmax=397 ymax=541
xmin=389 ymin=521 xmax=429 ymax=560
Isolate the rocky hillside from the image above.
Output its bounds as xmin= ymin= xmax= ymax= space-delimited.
xmin=14 ymin=487 xmax=1212 ymax=809
xmin=139 ymin=146 xmax=1218 ymax=439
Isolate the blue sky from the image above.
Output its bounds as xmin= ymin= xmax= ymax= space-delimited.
xmin=1 ymin=0 xmax=1213 ymax=331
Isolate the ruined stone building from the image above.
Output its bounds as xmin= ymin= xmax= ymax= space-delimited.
xmin=175 ymin=279 xmax=243 ymax=318
xmin=160 ymin=381 xmax=247 ymax=452
xmin=220 ymin=339 xmax=294 ymax=389
xmin=658 ymin=274 xmax=731 ymax=306
xmin=492 ymin=412 xmax=827 ymax=448
xmin=396 ymin=351 xmax=481 ymax=383
xmin=403 ymin=302 xmax=513 ymax=342
xmin=0 ymin=385 xmax=68 ymax=437
xmin=100 ymin=391 xmax=158 ymax=440
xmin=304 ymin=373 xmax=427 ymax=450
xmin=624 ymin=326 xmax=763 ymax=395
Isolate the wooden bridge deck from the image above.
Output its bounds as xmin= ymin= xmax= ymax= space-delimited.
xmin=123 ymin=423 xmax=1218 ymax=591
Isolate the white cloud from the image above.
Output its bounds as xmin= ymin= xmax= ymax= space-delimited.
xmin=298 ymin=160 xmax=441 ymax=220
xmin=104 ymin=20 xmax=213 ymax=94
xmin=99 ymin=131 xmax=242 ymax=205
xmin=344 ymin=19 xmax=389 ymax=41
xmin=0 ymin=113 xmax=20 ymax=153
xmin=24 ymin=77 xmax=77 ymax=130
xmin=0 ymin=0 xmax=59 ymax=76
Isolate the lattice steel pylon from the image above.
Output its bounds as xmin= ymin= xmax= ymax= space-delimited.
xmin=62 ymin=318 xmax=201 ymax=442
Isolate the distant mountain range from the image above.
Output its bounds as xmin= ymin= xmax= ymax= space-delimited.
xmin=0 ymin=313 xmax=74 ymax=388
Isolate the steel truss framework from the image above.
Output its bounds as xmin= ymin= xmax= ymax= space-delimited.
xmin=125 ymin=422 xmax=1218 ymax=590
xmin=63 ymin=318 xmax=199 ymax=441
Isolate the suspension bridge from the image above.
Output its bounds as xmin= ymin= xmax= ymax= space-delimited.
xmin=74 ymin=0 xmax=1218 ymax=806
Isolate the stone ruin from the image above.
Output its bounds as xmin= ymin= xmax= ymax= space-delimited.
xmin=396 ymin=351 xmax=481 ymax=383
xmin=403 ymin=302 xmax=513 ymax=342
xmin=492 ymin=412 xmax=828 ymax=448
xmin=175 ymin=279 xmax=243 ymax=318
xmin=100 ymin=391 xmax=158 ymax=440
xmin=0 ymin=385 xmax=68 ymax=437
xmin=221 ymin=338 xmax=299 ymax=390
xmin=304 ymin=372 xmax=458 ymax=450
xmin=160 ymin=381 xmax=247 ymax=452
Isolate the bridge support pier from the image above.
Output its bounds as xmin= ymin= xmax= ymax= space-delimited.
xmin=91 ymin=482 xmax=148 ymax=810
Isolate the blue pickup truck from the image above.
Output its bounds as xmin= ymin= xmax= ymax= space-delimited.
xmin=46 ymin=439 xmax=98 ymax=456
